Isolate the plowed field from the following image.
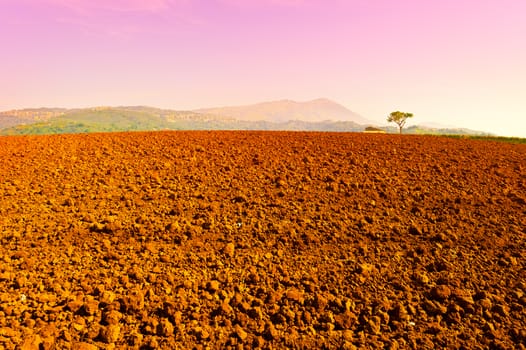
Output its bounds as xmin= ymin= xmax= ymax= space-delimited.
xmin=0 ymin=131 xmax=525 ymax=349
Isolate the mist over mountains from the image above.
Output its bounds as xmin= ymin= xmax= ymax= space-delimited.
xmin=195 ymin=98 xmax=371 ymax=124
xmin=0 ymin=99 xmax=491 ymax=136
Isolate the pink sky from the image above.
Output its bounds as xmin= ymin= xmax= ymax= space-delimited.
xmin=1 ymin=0 xmax=525 ymax=136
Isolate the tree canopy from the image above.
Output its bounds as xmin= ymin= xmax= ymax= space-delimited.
xmin=387 ymin=111 xmax=414 ymax=134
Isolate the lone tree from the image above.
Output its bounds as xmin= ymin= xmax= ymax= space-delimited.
xmin=387 ymin=111 xmax=413 ymax=134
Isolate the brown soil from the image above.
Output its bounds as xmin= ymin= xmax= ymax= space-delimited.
xmin=0 ymin=131 xmax=525 ymax=349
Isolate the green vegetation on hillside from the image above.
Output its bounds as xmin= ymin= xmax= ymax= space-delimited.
xmin=0 ymin=109 xmax=175 ymax=135
xmin=0 ymin=121 xmax=93 ymax=135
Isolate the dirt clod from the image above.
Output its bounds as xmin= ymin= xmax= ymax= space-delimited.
xmin=224 ymin=242 xmax=235 ymax=257
xmin=431 ymin=285 xmax=451 ymax=300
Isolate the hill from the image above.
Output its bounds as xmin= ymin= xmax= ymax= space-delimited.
xmin=0 ymin=102 xmax=367 ymax=135
xmin=0 ymin=107 xmax=205 ymax=135
xmin=0 ymin=101 xmax=498 ymax=136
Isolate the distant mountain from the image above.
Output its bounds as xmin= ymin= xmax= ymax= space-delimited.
xmin=0 ymin=101 xmax=496 ymax=136
xmin=0 ymin=106 xmax=365 ymax=135
xmin=195 ymin=98 xmax=370 ymax=124
xmin=0 ymin=100 xmax=369 ymax=135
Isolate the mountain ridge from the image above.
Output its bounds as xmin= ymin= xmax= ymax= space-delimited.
xmin=194 ymin=98 xmax=370 ymax=124
xmin=0 ymin=99 xmax=493 ymax=136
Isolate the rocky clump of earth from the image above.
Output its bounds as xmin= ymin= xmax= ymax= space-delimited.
xmin=0 ymin=131 xmax=525 ymax=349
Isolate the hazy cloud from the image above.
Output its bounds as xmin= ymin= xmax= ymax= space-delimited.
xmin=220 ymin=0 xmax=307 ymax=7
xmin=45 ymin=0 xmax=175 ymax=14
